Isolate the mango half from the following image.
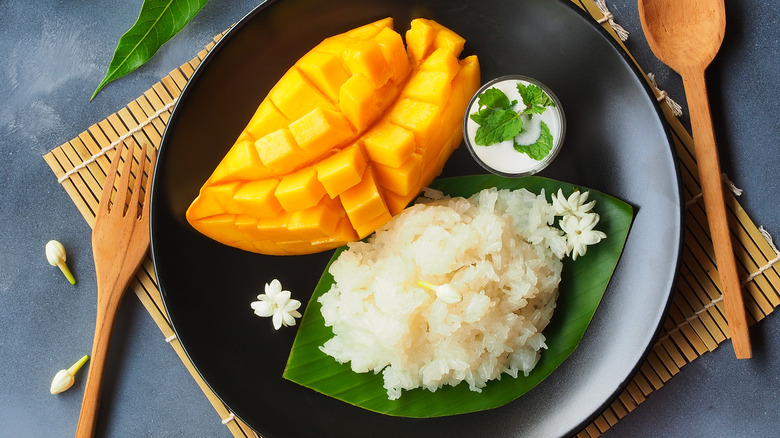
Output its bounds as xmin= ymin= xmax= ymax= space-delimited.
xmin=186 ymin=18 xmax=480 ymax=255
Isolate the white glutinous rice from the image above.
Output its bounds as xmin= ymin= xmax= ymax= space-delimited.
xmin=318 ymin=187 xmax=569 ymax=400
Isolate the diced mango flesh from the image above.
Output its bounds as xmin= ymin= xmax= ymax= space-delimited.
xmin=315 ymin=143 xmax=367 ymax=198
xmin=187 ymin=18 xmax=480 ymax=255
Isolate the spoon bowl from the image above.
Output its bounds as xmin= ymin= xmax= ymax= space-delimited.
xmin=639 ymin=0 xmax=725 ymax=72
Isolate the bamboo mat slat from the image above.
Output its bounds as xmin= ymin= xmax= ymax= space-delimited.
xmin=43 ymin=2 xmax=779 ymax=437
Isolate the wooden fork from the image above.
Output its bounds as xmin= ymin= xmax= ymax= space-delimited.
xmin=76 ymin=141 xmax=156 ymax=437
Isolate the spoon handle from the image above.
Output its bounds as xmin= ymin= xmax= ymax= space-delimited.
xmin=682 ymin=67 xmax=752 ymax=359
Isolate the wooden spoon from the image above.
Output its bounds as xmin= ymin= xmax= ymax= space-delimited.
xmin=638 ymin=0 xmax=751 ymax=358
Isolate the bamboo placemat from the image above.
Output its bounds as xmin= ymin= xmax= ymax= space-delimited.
xmin=43 ymin=1 xmax=780 ymax=436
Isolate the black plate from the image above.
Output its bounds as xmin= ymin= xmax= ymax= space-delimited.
xmin=150 ymin=0 xmax=682 ymax=436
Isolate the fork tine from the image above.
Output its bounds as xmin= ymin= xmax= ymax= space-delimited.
xmin=140 ymin=146 xmax=157 ymax=221
xmin=98 ymin=145 xmax=125 ymax=216
xmin=116 ymin=141 xmax=137 ymax=217
xmin=126 ymin=143 xmax=148 ymax=220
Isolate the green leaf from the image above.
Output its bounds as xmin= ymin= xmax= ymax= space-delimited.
xmin=517 ymin=83 xmax=555 ymax=115
xmin=91 ymin=0 xmax=209 ymax=100
xmin=284 ymin=175 xmax=634 ymax=418
xmin=473 ymin=108 xmax=523 ymax=146
xmin=514 ymin=121 xmax=554 ymax=160
xmin=468 ymin=107 xmax=494 ymax=125
xmin=477 ymin=87 xmax=512 ymax=111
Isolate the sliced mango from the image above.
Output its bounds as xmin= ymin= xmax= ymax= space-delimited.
xmin=362 ymin=121 xmax=416 ymax=168
xmin=275 ymin=167 xmax=326 ymax=212
xmin=187 ymin=18 xmax=480 ymax=255
xmin=314 ymin=143 xmax=368 ymax=198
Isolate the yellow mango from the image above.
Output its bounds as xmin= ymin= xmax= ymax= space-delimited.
xmin=296 ymin=51 xmax=350 ymax=102
xmin=311 ymin=218 xmax=359 ymax=248
xmin=339 ymin=167 xmax=388 ymax=230
xmin=405 ymin=19 xmax=437 ymax=64
xmin=354 ymin=210 xmax=392 ymax=239
xmin=344 ymin=39 xmax=391 ymax=87
xmin=402 ymin=70 xmax=451 ymax=106
xmin=287 ymin=197 xmax=343 ymax=239
xmin=345 ymin=17 xmax=394 ymax=39
xmin=373 ymin=27 xmax=413 ymax=80
xmin=190 ymin=214 xmax=245 ymax=244
xmin=372 ymin=152 xmax=423 ymax=197
xmin=255 ymin=213 xmax=292 ymax=241
xmin=187 ymin=18 xmax=480 ymax=255
xmin=338 ymin=73 xmax=381 ymax=131
xmin=232 ymin=179 xmax=282 ymax=218
xmin=275 ymin=167 xmax=327 ymax=212
xmin=419 ymin=48 xmax=460 ymax=78
xmin=314 ymin=143 xmax=368 ymax=198
xmin=245 ymin=99 xmax=290 ymax=141
xmin=269 ymin=67 xmax=336 ymax=121
xmin=387 ymin=98 xmax=442 ymax=157
xmin=288 ymin=107 xmax=354 ymax=157
xmin=255 ymin=129 xmax=306 ymax=173
xmin=208 ymin=140 xmax=269 ymax=184
xmin=361 ymin=121 xmax=416 ymax=168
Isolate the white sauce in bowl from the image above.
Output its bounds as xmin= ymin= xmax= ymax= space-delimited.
xmin=463 ymin=76 xmax=565 ymax=177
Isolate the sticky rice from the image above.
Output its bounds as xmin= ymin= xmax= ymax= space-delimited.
xmin=318 ymin=187 xmax=568 ymax=400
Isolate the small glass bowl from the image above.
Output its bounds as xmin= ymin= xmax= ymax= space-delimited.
xmin=463 ymin=75 xmax=566 ymax=178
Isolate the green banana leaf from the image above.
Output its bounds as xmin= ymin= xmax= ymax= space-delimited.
xmin=92 ymin=0 xmax=209 ymax=100
xmin=283 ymin=175 xmax=634 ymax=417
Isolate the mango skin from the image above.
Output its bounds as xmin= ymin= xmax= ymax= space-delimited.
xmin=187 ymin=18 xmax=480 ymax=255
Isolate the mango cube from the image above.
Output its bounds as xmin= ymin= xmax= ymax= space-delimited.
xmin=232 ymin=179 xmax=282 ymax=218
xmin=402 ymin=70 xmax=452 ymax=106
xmin=209 ymin=140 xmax=269 ymax=184
xmin=275 ymin=167 xmax=326 ymax=212
xmin=287 ymin=197 xmax=342 ymax=239
xmin=245 ymin=99 xmax=290 ymax=141
xmin=269 ymin=67 xmax=336 ymax=121
xmin=339 ymin=73 xmax=381 ymax=131
xmin=362 ymin=122 xmax=416 ymax=168
xmin=387 ymin=98 xmax=442 ymax=153
xmin=373 ymin=27 xmax=412 ymax=80
xmin=339 ymin=167 xmax=388 ymax=229
xmin=345 ymin=17 xmax=393 ymax=39
xmin=255 ymin=213 xmax=292 ymax=241
xmin=190 ymin=214 xmax=245 ymax=244
xmin=354 ymin=210 xmax=392 ymax=239
xmin=314 ymin=143 xmax=368 ymax=198
xmin=372 ymin=152 xmax=423 ymax=197
xmin=405 ymin=19 xmax=437 ymax=63
xmin=288 ymin=107 xmax=354 ymax=157
xmin=419 ymin=48 xmax=460 ymax=79
xmin=296 ymin=51 xmax=350 ymax=102
xmin=255 ymin=129 xmax=306 ymax=173
xmin=344 ymin=39 xmax=391 ymax=87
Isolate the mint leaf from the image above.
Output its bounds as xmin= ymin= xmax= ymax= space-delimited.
xmin=517 ymin=83 xmax=555 ymax=115
xmin=469 ymin=107 xmax=494 ymax=125
xmin=474 ymin=109 xmax=523 ymax=146
xmin=477 ymin=88 xmax=512 ymax=111
xmin=514 ymin=121 xmax=554 ymax=160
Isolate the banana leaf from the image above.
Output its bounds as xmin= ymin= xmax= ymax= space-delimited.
xmin=283 ymin=174 xmax=634 ymax=417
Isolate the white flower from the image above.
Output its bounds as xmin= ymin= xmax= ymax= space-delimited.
xmin=251 ymin=279 xmax=302 ymax=330
xmin=552 ymin=189 xmax=596 ymax=218
xmin=559 ymin=213 xmax=607 ymax=260
xmin=50 ymin=355 xmax=89 ymax=394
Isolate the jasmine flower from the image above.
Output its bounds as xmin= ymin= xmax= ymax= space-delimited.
xmin=552 ymin=188 xmax=596 ymax=218
xmin=559 ymin=213 xmax=607 ymax=260
xmin=251 ymin=279 xmax=302 ymax=330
